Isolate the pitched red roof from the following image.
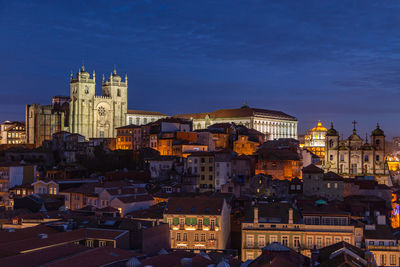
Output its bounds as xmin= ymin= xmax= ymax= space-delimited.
xmin=174 ymin=106 xmax=296 ymax=121
xmin=165 ymin=196 xmax=224 ymax=215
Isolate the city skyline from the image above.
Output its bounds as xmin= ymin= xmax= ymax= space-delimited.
xmin=1 ymin=1 xmax=400 ymax=137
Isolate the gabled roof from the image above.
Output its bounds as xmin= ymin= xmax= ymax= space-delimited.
xmin=302 ymin=164 xmax=324 ymax=174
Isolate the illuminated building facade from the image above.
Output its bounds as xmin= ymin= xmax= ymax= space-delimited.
xmin=174 ymin=104 xmax=298 ymax=140
xmin=324 ymin=123 xmax=386 ymax=177
xmin=0 ymin=121 xmax=26 ymax=145
xmin=303 ymin=121 xmax=327 ymax=158
xmin=26 ymin=96 xmax=70 ymax=147
xmin=126 ymin=110 xmax=167 ymax=125
xmin=163 ymin=196 xmax=231 ymax=250
xmin=241 ymin=203 xmax=362 ymax=261
xmin=69 ymin=66 xmax=127 ymax=139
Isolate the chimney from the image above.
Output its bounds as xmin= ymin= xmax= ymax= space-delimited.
xmin=288 ymin=208 xmax=293 ymax=224
xmin=254 ymin=207 xmax=258 ymax=224
xmin=377 ymin=215 xmax=386 ymax=225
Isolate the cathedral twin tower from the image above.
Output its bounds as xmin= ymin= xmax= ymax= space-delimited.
xmin=69 ymin=65 xmax=128 ymax=139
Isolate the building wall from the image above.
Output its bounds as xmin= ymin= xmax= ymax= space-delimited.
xmin=69 ymin=68 xmax=127 ymax=139
xmin=126 ymin=114 xmax=167 ymax=125
xmin=241 ymin=223 xmax=357 ymax=261
xmin=192 ymin=117 xmax=297 ymax=140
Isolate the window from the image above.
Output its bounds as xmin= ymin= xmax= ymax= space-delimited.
xmin=176 ymin=233 xmax=181 ymax=241
xmin=183 ymin=233 xmax=187 ymax=241
xmin=201 ymin=233 xmax=206 ymax=242
xmin=210 ymin=219 xmax=215 ymax=230
xmin=330 ymin=155 xmax=333 ymax=161
xmin=364 ymin=155 xmax=369 ymax=162
xmin=307 ymin=237 xmax=313 ymax=248
xmin=281 ymin=236 xmax=288 ymax=246
xmin=380 ymin=255 xmax=386 ymax=266
xmin=198 ymin=219 xmax=203 ymax=229
xmin=247 ymin=235 xmax=254 ymax=247
xmin=376 ymin=139 xmax=380 ymax=145
xmin=326 ymin=237 xmax=332 ymax=246
xmin=86 ymin=240 xmax=93 ymax=247
xmin=369 ymin=241 xmax=374 ymax=245
xmin=99 ymin=131 xmax=104 ymax=138
xmin=194 ymin=233 xmax=199 ymax=241
xmin=99 ymin=241 xmax=106 ymax=247
xmin=376 ymin=155 xmax=380 ymax=161
xmin=209 ymin=175 xmax=213 ymax=181
xmin=390 ymin=254 xmax=396 ymax=265
xmin=293 ymin=236 xmax=300 ymax=248
xmin=269 ymin=236 xmax=278 ymax=243
xmin=258 ymin=235 xmax=265 ymax=247
xmin=210 ymin=233 xmax=215 ymax=240
xmin=340 ymin=155 xmax=344 ymax=161
xmin=327 ymin=183 xmax=331 ymax=188
xmin=379 ymin=241 xmax=384 ymax=246
xmin=344 ymin=237 xmax=351 ymax=243
xmin=316 ymin=237 xmax=322 ymax=248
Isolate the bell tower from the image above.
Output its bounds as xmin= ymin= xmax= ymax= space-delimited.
xmin=69 ymin=65 xmax=96 ymax=138
xmin=101 ymin=68 xmax=128 ymax=135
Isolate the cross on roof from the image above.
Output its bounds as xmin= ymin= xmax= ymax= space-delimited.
xmin=352 ymin=120 xmax=357 ymax=131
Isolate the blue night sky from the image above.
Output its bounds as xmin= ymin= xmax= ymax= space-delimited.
xmin=1 ymin=0 xmax=400 ymax=138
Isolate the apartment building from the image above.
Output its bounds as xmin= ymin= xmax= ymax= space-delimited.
xmin=163 ymin=196 xmax=231 ymax=251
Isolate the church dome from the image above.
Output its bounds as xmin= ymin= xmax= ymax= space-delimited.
xmin=326 ymin=122 xmax=339 ymax=136
xmin=311 ymin=121 xmax=327 ymax=132
xmin=110 ymin=69 xmax=121 ymax=82
xmin=372 ymin=123 xmax=385 ymax=136
xmin=78 ymin=65 xmax=90 ymax=78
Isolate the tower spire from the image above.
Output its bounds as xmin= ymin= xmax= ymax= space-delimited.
xmin=352 ymin=120 xmax=357 ymax=134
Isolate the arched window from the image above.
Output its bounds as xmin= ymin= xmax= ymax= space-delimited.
xmin=329 ymin=139 xmax=334 ymax=148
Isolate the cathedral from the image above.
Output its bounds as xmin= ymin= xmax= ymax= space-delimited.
xmin=324 ymin=122 xmax=386 ymax=177
xmin=69 ymin=65 xmax=127 ymax=138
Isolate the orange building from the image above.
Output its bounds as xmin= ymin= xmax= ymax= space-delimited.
xmin=115 ymin=125 xmax=139 ymax=150
xmin=255 ymin=149 xmax=301 ymax=180
xmin=157 ymin=132 xmax=198 ymax=156
xmin=234 ymin=135 xmax=259 ymax=155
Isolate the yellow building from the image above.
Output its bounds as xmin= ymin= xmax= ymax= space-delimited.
xmin=163 ymin=196 xmax=231 ymax=251
xmin=241 ymin=202 xmax=363 ymax=261
xmin=303 ymin=121 xmax=327 ymax=158
xmin=386 ymin=155 xmax=400 ymax=172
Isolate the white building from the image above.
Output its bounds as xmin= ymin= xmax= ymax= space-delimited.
xmin=174 ymin=104 xmax=297 ymax=140
xmin=69 ymin=65 xmax=127 ymax=138
xmin=126 ymin=110 xmax=167 ymax=126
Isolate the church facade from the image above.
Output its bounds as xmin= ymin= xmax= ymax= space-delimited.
xmin=174 ymin=104 xmax=298 ymax=140
xmin=324 ymin=123 xmax=386 ymax=177
xmin=69 ymin=65 xmax=127 ymax=138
